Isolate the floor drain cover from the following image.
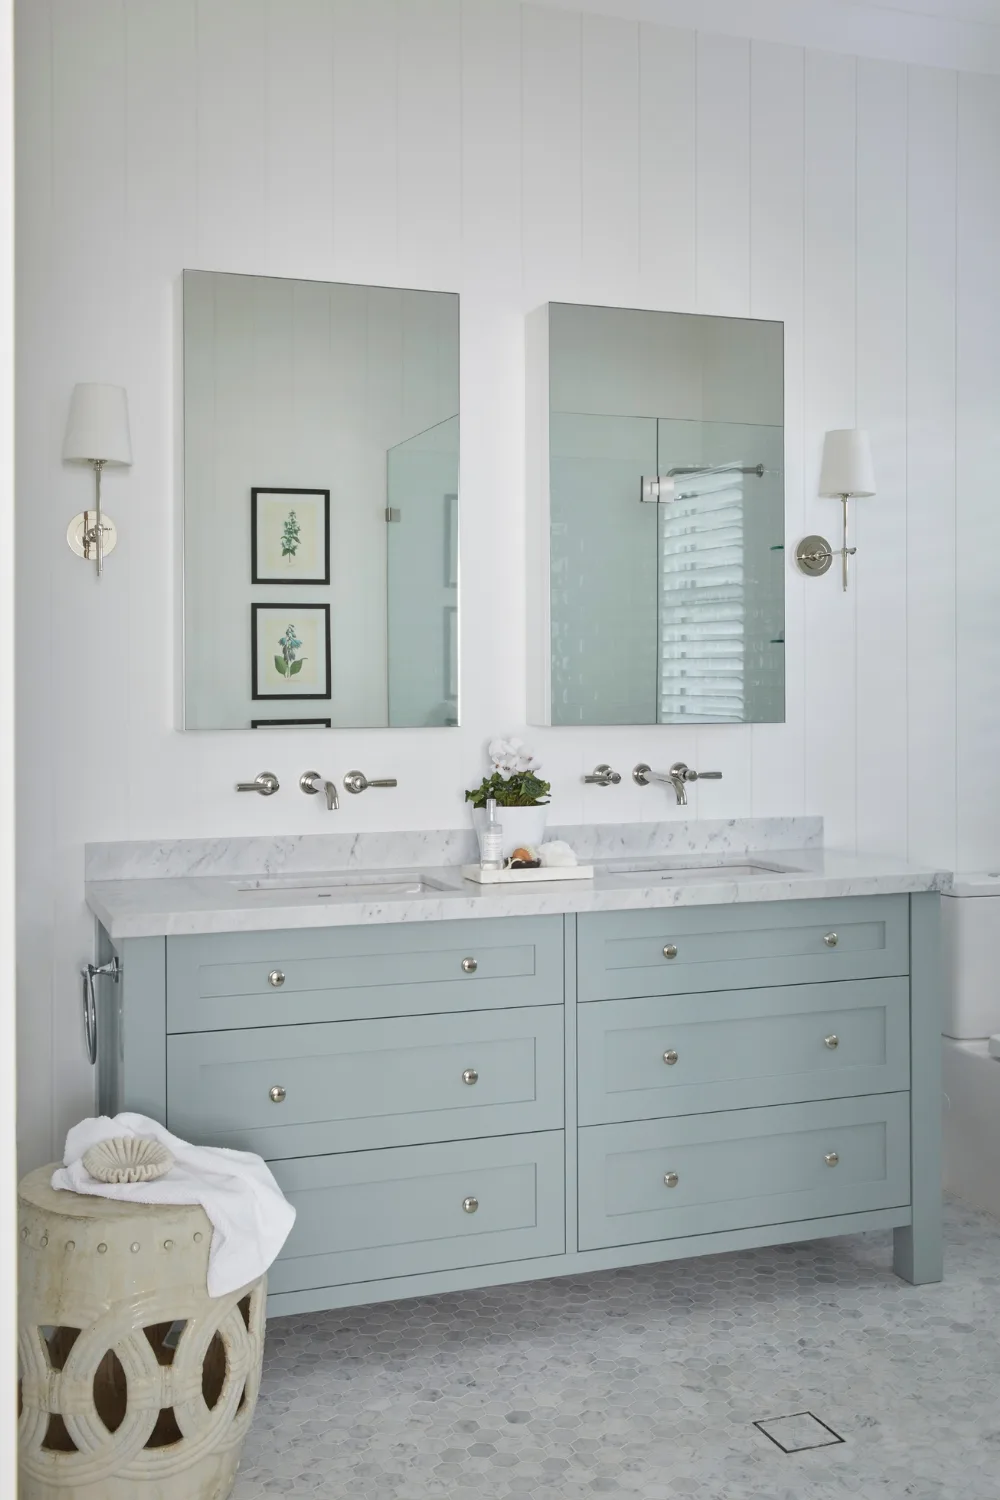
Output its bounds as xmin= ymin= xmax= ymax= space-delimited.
xmin=754 ymin=1412 xmax=845 ymax=1453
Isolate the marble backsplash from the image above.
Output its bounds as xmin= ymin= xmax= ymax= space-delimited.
xmin=85 ymin=817 xmax=823 ymax=882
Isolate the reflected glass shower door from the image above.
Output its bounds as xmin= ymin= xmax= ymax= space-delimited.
xmin=657 ymin=420 xmax=784 ymax=724
xmin=386 ymin=415 xmax=459 ymax=727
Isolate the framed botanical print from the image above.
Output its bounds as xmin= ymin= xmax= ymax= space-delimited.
xmin=251 ymin=718 xmax=332 ymax=728
xmin=251 ymin=604 xmax=331 ymax=701
xmin=251 ymin=488 xmax=330 ymax=584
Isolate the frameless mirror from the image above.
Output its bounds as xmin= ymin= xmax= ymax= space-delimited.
xmin=183 ymin=271 xmax=459 ymax=729
xmin=528 ymin=303 xmax=784 ymax=726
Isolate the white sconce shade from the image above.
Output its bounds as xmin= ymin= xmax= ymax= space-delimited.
xmin=818 ymin=428 xmax=875 ymax=498
xmin=63 ymin=383 xmax=132 ymax=466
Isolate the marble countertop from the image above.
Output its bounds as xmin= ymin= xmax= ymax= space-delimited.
xmin=85 ymin=822 xmax=947 ymax=939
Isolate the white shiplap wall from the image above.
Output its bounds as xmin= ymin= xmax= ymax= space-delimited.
xmin=14 ymin=0 xmax=1000 ymax=1167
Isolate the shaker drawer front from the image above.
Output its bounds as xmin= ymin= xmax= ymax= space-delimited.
xmin=578 ymin=1094 xmax=910 ymax=1251
xmin=166 ymin=916 xmax=564 ymax=1031
xmin=267 ymin=1131 xmax=565 ymax=1295
xmin=577 ymin=897 xmax=909 ymax=1001
xmin=167 ymin=1008 xmax=564 ymax=1158
xmin=578 ymin=978 xmax=910 ymax=1125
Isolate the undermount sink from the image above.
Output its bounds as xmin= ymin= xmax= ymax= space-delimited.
xmin=594 ymin=857 xmax=799 ymax=881
xmin=232 ymin=872 xmax=450 ymax=901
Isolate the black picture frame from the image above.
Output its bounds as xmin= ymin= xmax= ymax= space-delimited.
xmin=251 ymin=602 xmax=332 ymax=701
xmin=251 ymin=487 xmax=331 ymax=585
xmin=251 ymin=718 xmax=332 ymax=729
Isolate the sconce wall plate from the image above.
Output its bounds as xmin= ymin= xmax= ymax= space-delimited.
xmin=67 ymin=510 xmax=117 ymax=562
xmin=795 ymin=535 xmax=834 ymax=578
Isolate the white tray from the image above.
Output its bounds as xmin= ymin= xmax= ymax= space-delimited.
xmin=461 ymin=863 xmax=594 ymax=885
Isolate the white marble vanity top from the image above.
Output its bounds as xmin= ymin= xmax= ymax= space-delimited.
xmin=85 ymin=819 xmax=948 ymax=940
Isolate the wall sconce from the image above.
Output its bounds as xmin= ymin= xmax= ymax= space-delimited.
xmin=795 ymin=428 xmax=876 ymax=592
xmin=63 ymin=382 xmax=132 ymax=578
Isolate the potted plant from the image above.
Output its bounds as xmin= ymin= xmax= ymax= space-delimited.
xmin=466 ymin=738 xmax=551 ymax=857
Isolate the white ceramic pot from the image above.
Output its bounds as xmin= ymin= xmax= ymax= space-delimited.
xmin=472 ymin=804 xmax=549 ymax=860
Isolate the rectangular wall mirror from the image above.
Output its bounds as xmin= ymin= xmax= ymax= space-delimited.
xmin=527 ymin=302 xmax=785 ymax=727
xmin=183 ymin=271 xmax=459 ymax=730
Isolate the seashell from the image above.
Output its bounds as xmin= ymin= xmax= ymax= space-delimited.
xmin=83 ymin=1136 xmax=174 ymax=1185
xmin=509 ymin=846 xmax=539 ymax=864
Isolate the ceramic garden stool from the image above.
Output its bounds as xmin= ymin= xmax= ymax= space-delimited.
xmin=17 ymin=1165 xmax=266 ymax=1500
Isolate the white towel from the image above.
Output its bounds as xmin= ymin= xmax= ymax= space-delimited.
xmin=52 ymin=1113 xmax=296 ymax=1298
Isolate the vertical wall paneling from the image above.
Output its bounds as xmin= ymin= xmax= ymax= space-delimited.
xmin=195 ymin=0 xmax=267 ymax=273
xmin=637 ymin=24 xmax=697 ymax=312
xmin=748 ymin=40 xmax=806 ymax=816
xmin=521 ymin=4 xmax=583 ymax=301
xmin=855 ymin=59 xmax=908 ymax=855
xmin=580 ymin=13 xmax=640 ymax=304
xmin=48 ymin=0 xmax=130 ymax=1148
xmin=263 ymin=0 xmax=336 ymax=277
xmin=802 ymin=49 xmax=858 ymax=848
xmin=331 ymin=0 xmax=399 ymax=280
xmin=15 ymin=0 xmax=56 ymax=1171
xmin=692 ymin=32 xmax=752 ymax=817
xmin=397 ymin=0 xmax=462 ymax=288
xmin=461 ymin=0 xmax=522 ymax=293
xmin=906 ymin=66 xmax=958 ymax=870
xmin=14 ymin=0 xmax=996 ymax=1165
xmin=956 ymin=71 xmax=1000 ymax=872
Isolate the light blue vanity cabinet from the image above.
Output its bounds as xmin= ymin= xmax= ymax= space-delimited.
xmin=96 ymin=893 xmax=942 ymax=1316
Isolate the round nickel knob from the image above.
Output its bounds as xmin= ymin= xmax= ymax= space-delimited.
xmin=268 ymin=970 xmax=286 ymax=988
xmin=663 ymin=1172 xmax=679 ymax=1188
xmin=663 ymin=944 xmax=678 ymax=960
xmin=462 ymin=957 xmax=478 ymax=974
xmin=462 ymin=1068 xmax=479 ymax=1085
xmin=823 ymin=932 xmax=838 ymax=948
xmin=462 ymin=1196 xmax=479 ymax=1214
xmin=824 ymin=1034 xmax=840 ymax=1050
xmin=662 ymin=1050 xmax=679 ymax=1066
xmin=269 ymin=1085 xmax=287 ymax=1104
xmin=824 ymin=1151 xmax=839 ymax=1167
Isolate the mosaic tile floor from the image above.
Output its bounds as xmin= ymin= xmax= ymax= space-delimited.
xmin=234 ymin=1200 xmax=999 ymax=1499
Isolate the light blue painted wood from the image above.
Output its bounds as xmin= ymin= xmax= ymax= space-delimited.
xmin=894 ymin=892 xmax=943 ymax=1284
xmin=563 ymin=913 xmax=579 ymax=1254
xmin=97 ymin=930 xmax=167 ymax=1121
xmin=577 ymin=1093 xmax=911 ymax=1251
xmin=578 ymin=977 xmax=910 ymax=1124
xmin=577 ymin=895 xmax=910 ymax=1001
xmin=166 ymin=915 xmax=563 ymax=1031
xmin=166 ymin=1006 xmax=564 ymax=1157
xmin=267 ymin=1131 xmax=565 ymax=1295
xmin=266 ymin=1203 xmax=912 ymax=1317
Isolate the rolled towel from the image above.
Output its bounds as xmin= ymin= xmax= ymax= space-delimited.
xmin=539 ymin=840 xmax=578 ymax=868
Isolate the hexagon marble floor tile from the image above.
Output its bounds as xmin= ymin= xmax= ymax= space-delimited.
xmin=233 ymin=1199 xmax=998 ymax=1500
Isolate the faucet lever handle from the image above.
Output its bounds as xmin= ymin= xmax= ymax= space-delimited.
xmin=236 ymin=771 xmax=280 ymax=796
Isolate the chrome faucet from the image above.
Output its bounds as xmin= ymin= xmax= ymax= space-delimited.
xmin=583 ymin=764 xmax=622 ymax=787
xmin=632 ymin=761 xmax=723 ymax=807
xmin=300 ymin=771 xmax=339 ymax=811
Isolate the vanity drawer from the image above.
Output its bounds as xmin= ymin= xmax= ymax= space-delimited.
xmin=267 ymin=1131 xmax=565 ymax=1295
xmin=578 ymin=1094 xmax=910 ymax=1251
xmin=577 ymin=896 xmax=909 ymax=1002
xmin=167 ymin=1007 xmax=564 ymax=1158
xmin=166 ymin=916 xmax=563 ymax=1032
xmin=578 ymin=978 xmax=910 ymax=1124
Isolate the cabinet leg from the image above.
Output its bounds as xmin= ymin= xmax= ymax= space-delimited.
xmin=893 ymin=1221 xmax=942 ymax=1285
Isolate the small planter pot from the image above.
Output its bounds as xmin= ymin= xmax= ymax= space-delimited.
xmin=472 ymin=805 xmax=549 ymax=860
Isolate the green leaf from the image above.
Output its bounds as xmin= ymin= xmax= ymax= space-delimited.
xmin=274 ymin=655 xmax=287 ymax=677
xmin=289 ymin=658 xmax=304 ymax=675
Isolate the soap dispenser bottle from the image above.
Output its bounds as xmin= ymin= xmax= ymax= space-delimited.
xmin=479 ymin=797 xmax=504 ymax=871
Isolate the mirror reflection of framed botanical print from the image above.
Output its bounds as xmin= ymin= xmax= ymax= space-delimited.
xmin=251 ymin=604 xmax=331 ymax=701
xmin=251 ymin=488 xmax=330 ymax=584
